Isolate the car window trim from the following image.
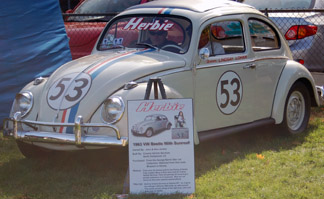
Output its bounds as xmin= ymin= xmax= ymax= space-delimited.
xmin=248 ymin=17 xmax=281 ymax=52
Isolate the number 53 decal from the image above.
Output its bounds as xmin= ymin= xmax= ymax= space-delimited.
xmin=216 ymin=71 xmax=243 ymax=115
xmin=47 ymin=73 xmax=92 ymax=110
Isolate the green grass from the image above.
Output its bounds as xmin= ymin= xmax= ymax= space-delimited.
xmin=1 ymin=107 xmax=324 ymax=199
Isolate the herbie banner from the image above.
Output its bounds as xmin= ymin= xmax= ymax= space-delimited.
xmin=128 ymin=99 xmax=195 ymax=194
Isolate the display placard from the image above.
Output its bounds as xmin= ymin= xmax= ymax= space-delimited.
xmin=128 ymin=99 xmax=195 ymax=194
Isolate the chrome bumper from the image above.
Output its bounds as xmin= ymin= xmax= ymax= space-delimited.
xmin=317 ymin=85 xmax=324 ymax=99
xmin=3 ymin=112 xmax=128 ymax=147
xmin=316 ymin=85 xmax=324 ymax=105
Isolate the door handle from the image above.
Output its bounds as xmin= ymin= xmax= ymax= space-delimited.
xmin=243 ymin=64 xmax=256 ymax=69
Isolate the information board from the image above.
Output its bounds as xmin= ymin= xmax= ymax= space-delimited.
xmin=128 ymin=99 xmax=195 ymax=194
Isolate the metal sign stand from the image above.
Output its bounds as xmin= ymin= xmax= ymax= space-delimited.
xmin=144 ymin=77 xmax=167 ymax=100
xmin=119 ymin=78 xmax=167 ymax=198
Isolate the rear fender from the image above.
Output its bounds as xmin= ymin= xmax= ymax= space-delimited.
xmin=272 ymin=60 xmax=319 ymax=124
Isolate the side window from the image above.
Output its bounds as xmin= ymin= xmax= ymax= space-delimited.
xmin=198 ymin=20 xmax=245 ymax=56
xmin=248 ymin=19 xmax=280 ymax=51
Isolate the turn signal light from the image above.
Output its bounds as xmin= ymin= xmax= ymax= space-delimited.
xmin=285 ymin=25 xmax=317 ymax=40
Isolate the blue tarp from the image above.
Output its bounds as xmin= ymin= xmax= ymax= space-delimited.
xmin=0 ymin=0 xmax=72 ymax=128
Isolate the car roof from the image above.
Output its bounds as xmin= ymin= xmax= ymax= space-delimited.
xmin=129 ymin=0 xmax=254 ymax=13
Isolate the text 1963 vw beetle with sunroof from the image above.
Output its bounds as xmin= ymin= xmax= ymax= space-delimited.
xmin=3 ymin=0 xmax=320 ymax=158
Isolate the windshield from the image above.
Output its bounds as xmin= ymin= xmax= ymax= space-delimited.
xmin=243 ymin=0 xmax=314 ymax=9
xmin=68 ymin=0 xmax=142 ymax=22
xmin=98 ymin=15 xmax=192 ymax=54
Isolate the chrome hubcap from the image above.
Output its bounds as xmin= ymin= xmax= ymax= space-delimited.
xmin=287 ymin=91 xmax=305 ymax=131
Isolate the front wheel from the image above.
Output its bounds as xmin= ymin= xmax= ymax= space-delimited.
xmin=145 ymin=128 xmax=154 ymax=137
xmin=281 ymin=82 xmax=311 ymax=135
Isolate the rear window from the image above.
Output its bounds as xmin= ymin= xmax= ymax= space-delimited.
xmin=68 ymin=0 xmax=142 ymax=22
xmin=74 ymin=0 xmax=142 ymax=13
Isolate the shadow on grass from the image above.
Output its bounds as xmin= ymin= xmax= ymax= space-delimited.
xmin=0 ymin=145 xmax=130 ymax=199
xmin=194 ymin=122 xmax=315 ymax=178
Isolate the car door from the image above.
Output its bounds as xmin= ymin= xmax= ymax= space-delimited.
xmin=161 ymin=115 xmax=169 ymax=130
xmin=248 ymin=16 xmax=286 ymax=118
xmin=194 ymin=16 xmax=258 ymax=132
xmin=155 ymin=115 xmax=164 ymax=131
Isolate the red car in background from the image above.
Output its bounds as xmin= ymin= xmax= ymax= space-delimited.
xmin=64 ymin=0 xmax=150 ymax=59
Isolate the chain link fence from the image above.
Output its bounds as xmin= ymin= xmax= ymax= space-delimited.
xmin=63 ymin=10 xmax=324 ymax=72
xmin=261 ymin=9 xmax=324 ymax=72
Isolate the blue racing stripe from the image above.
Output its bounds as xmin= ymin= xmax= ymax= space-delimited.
xmin=164 ymin=8 xmax=174 ymax=15
xmin=66 ymin=102 xmax=80 ymax=134
xmin=91 ymin=48 xmax=156 ymax=79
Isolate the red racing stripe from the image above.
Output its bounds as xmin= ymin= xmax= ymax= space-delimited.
xmin=86 ymin=50 xmax=138 ymax=74
xmin=59 ymin=109 xmax=67 ymax=133
xmin=158 ymin=8 xmax=166 ymax=14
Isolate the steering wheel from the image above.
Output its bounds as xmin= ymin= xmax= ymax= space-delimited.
xmin=161 ymin=44 xmax=184 ymax=52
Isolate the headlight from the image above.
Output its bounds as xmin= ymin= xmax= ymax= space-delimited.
xmin=101 ymin=96 xmax=125 ymax=124
xmin=12 ymin=91 xmax=33 ymax=117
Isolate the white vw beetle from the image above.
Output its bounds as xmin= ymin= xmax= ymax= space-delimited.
xmin=3 ymin=0 xmax=320 ymax=158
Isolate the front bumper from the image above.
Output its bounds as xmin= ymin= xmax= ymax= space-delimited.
xmin=3 ymin=112 xmax=128 ymax=147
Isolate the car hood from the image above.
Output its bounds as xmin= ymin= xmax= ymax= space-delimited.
xmin=38 ymin=49 xmax=185 ymax=125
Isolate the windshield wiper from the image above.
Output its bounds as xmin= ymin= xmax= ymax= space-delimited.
xmin=110 ymin=45 xmax=125 ymax=49
xmin=135 ymin=43 xmax=158 ymax=50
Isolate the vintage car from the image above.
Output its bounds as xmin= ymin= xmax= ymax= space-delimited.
xmin=3 ymin=0 xmax=320 ymax=158
xmin=131 ymin=114 xmax=172 ymax=137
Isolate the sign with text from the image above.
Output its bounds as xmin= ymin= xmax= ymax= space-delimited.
xmin=128 ymin=99 xmax=195 ymax=194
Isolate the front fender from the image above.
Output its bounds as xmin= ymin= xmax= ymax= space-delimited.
xmin=272 ymin=60 xmax=319 ymax=124
xmin=8 ymin=78 xmax=48 ymax=120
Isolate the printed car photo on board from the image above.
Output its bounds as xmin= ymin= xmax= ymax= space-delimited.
xmin=3 ymin=0 xmax=320 ymax=158
xmin=131 ymin=114 xmax=172 ymax=137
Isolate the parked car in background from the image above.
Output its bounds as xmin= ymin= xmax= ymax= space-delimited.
xmin=59 ymin=0 xmax=80 ymax=12
xmin=132 ymin=114 xmax=172 ymax=137
xmin=64 ymin=0 xmax=151 ymax=59
xmin=242 ymin=0 xmax=324 ymax=72
xmin=3 ymin=0 xmax=320 ymax=158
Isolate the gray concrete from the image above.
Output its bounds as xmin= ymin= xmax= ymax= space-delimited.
xmin=311 ymin=72 xmax=324 ymax=86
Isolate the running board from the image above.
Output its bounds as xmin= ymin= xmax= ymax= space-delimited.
xmin=198 ymin=118 xmax=275 ymax=142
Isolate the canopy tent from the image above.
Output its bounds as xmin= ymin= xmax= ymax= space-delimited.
xmin=0 ymin=0 xmax=72 ymax=128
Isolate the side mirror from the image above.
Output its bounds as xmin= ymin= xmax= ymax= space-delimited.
xmin=199 ymin=48 xmax=210 ymax=60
